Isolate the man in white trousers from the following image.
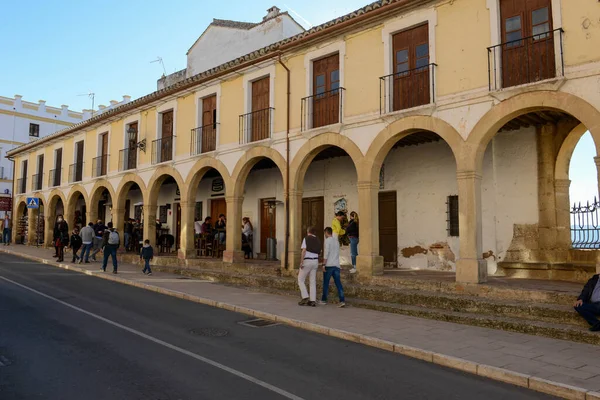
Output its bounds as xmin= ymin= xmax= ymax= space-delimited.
xmin=298 ymin=226 xmax=321 ymax=307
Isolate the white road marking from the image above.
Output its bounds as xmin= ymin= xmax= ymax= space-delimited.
xmin=0 ymin=275 xmax=304 ymax=400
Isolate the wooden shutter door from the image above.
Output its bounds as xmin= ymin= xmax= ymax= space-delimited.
xmin=101 ymin=133 xmax=108 ymax=175
xmin=251 ymin=77 xmax=270 ymax=142
xmin=127 ymin=122 xmax=138 ymax=169
xmin=378 ymin=191 xmax=398 ymax=264
xmin=161 ymin=110 xmax=173 ymax=162
xmin=75 ymin=141 xmax=84 ymax=181
xmin=260 ymin=199 xmax=276 ymax=254
xmin=392 ymin=23 xmax=429 ymax=111
xmin=312 ymin=53 xmax=340 ymax=128
xmin=55 ymin=148 xmax=63 ymax=186
xmin=202 ymin=95 xmax=217 ymax=152
xmin=301 ymin=197 xmax=325 ymax=248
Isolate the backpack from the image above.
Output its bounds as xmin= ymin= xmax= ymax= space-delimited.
xmin=108 ymin=230 xmax=120 ymax=246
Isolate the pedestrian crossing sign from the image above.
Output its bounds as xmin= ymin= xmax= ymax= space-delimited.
xmin=26 ymin=197 xmax=39 ymax=209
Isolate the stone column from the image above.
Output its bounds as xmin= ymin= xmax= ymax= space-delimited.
xmin=178 ymin=201 xmax=196 ymax=259
xmin=44 ymin=215 xmax=55 ymax=248
xmin=86 ymin=209 xmax=98 ymax=228
xmin=356 ymin=181 xmax=384 ymax=276
xmin=554 ymin=179 xmax=572 ymax=250
xmin=112 ymin=207 xmax=125 ymax=252
xmin=537 ymin=124 xmax=558 ymax=250
xmin=27 ymin=208 xmax=36 ymax=245
xmin=143 ymin=204 xmax=157 ymax=247
xmin=223 ymin=195 xmax=244 ymax=263
xmin=286 ymin=189 xmax=303 ymax=270
xmin=456 ymin=170 xmax=487 ymax=283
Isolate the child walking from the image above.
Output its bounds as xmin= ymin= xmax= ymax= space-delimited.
xmin=69 ymin=228 xmax=83 ymax=263
xmin=319 ymin=227 xmax=346 ymax=308
xmin=140 ymin=239 xmax=154 ymax=275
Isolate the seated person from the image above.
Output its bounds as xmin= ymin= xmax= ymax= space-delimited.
xmin=201 ymin=217 xmax=213 ymax=235
xmin=574 ymin=273 xmax=600 ymax=332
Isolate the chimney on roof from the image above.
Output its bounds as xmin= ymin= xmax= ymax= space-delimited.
xmin=109 ymin=100 xmax=119 ymax=108
xmin=123 ymin=95 xmax=131 ymax=103
xmin=61 ymin=105 xmax=69 ymax=116
xmin=264 ymin=6 xmax=280 ymax=21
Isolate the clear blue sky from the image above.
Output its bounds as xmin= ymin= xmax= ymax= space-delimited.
xmin=570 ymin=132 xmax=598 ymax=205
xmin=0 ymin=0 xmax=368 ymax=111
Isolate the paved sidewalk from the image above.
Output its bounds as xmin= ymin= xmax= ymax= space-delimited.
xmin=2 ymin=245 xmax=600 ymax=400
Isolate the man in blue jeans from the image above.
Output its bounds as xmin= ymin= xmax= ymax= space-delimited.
xmin=100 ymin=222 xmax=120 ymax=274
xmin=574 ymin=274 xmax=600 ymax=332
xmin=3 ymin=214 xmax=11 ymax=246
xmin=79 ymin=222 xmax=95 ymax=263
xmin=319 ymin=227 xmax=345 ymax=308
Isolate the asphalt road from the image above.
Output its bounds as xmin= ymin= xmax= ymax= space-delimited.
xmin=0 ymin=253 xmax=557 ymax=400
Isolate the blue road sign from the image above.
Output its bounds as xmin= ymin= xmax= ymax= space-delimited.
xmin=26 ymin=197 xmax=39 ymax=209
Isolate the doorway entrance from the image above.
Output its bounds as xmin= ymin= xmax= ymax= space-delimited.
xmin=302 ymin=196 xmax=324 ymax=246
xmin=378 ymin=191 xmax=398 ymax=265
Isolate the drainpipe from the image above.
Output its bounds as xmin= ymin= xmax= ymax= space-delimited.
xmin=278 ymin=54 xmax=291 ymax=270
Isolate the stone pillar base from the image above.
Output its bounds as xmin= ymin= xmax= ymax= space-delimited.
xmin=223 ymin=250 xmax=245 ymax=264
xmin=285 ymin=250 xmax=302 ymax=270
xmin=356 ymin=255 xmax=384 ymax=276
xmin=178 ymin=249 xmax=197 ymax=260
xmin=456 ymin=258 xmax=487 ymax=283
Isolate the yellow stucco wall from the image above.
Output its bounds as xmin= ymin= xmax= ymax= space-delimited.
xmin=562 ymin=0 xmax=600 ymax=66
xmin=219 ymin=76 xmax=244 ymax=145
xmin=84 ymin=129 xmax=97 ymax=179
xmin=273 ymin=63 xmax=286 ymax=133
xmin=139 ymin=109 xmax=155 ymax=166
xmin=176 ymin=94 xmax=195 ymax=157
xmin=110 ymin=120 xmax=123 ymax=173
xmin=286 ymin=54 xmax=304 ymax=132
xmin=63 ymin=137 xmax=74 ymax=179
xmin=435 ymin=0 xmax=490 ymax=96
xmin=345 ymin=27 xmax=384 ymax=117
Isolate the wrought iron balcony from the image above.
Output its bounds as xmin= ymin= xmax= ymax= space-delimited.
xmin=191 ymin=123 xmax=218 ymax=155
xmin=488 ymin=28 xmax=564 ymax=90
xmin=151 ymin=135 xmax=174 ymax=164
xmin=16 ymin=178 xmax=26 ymax=194
xmin=301 ymin=87 xmax=345 ymax=131
xmin=380 ymin=63 xmax=436 ymax=114
xmin=119 ymin=148 xmax=137 ymax=172
xmin=239 ymin=108 xmax=273 ymax=144
xmin=68 ymin=162 xmax=83 ymax=183
xmin=571 ymin=198 xmax=600 ymax=249
xmin=49 ymin=168 xmax=61 ymax=187
xmin=32 ymin=173 xmax=43 ymax=191
xmin=92 ymin=155 xmax=109 ymax=177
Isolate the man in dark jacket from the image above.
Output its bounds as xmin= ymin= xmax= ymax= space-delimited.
xmin=574 ymin=274 xmax=600 ymax=331
xmin=100 ymin=222 xmax=120 ymax=274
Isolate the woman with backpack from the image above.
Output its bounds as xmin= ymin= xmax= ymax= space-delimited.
xmin=54 ymin=215 xmax=69 ymax=262
xmin=101 ymin=222 xmax=120 ymax=274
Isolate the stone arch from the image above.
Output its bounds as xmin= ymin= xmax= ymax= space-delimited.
xmin=364 ymin=115 xmax=464 ymax=182
xmin=147 ymin=166 xmax=185 ymax=205
xmin=555 ymin=123 xmax=592 ymax=181
xmin=115 ymin=173 xmax=148 ymax=211
xmin=231 ymin=146 xmax=287 ymax=198
xmin=66 ymin=184 xmax=89 ymax=229
xmin=47 ymin=189 xmax=67 ymax=214
xmin=289 ymin=133 xmax=363 ymax=191
xmin=89 ymin=179 xmax=117 ymax=210
xmin=183 ymin=158 xmax=231 ymax=205
xmin=467 ymin=91 xmax=600 ymax=172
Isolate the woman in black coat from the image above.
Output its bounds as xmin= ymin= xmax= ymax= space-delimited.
xmin=53 ymin=215 xmax=69 ymax=262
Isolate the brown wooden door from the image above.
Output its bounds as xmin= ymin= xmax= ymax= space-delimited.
xmin=21 ymin=160 xmax=27 ymax=193
xmin=251 ymin=77 xmax=270 ymax=142
xmin=500 ymin=0 xmax=554 ymax=88
xmin=392 ymin=23 xmax=430 ymax=111
xmin=312 ymin=53 xmax=340 ymax=128
xmin=161 ymin=110 xmax=174 ymax=162
xmin=55 ymin=148 xmax=62 ymax=186
xmin=100 ymin=133 xmax=108 ymax=175
xmin=75 ymin=141 xmax=84 ymax=181
xmin=301 ymin=197 xmax=324 ymax=248
xmin=210 ymin=198 xmax=226 ymax=220
xmin=378 ymin=191 xmax=398 ymax=265
xmin=176 ymin=203 xmax=181 ymax=250
xmin=127 ymin=122 xmax=138 ymax=169
xmin=37 ymin=155 xmax=43 ymax=189
xmin=202 ymin=95 xmax=217 ymax=152
xmin=260 ymin=198 xmax=276 ymax=254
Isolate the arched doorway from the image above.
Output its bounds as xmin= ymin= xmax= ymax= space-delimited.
xmin=14 ymin=200 xmax=27 ymax=244
xmin=147 ymin=169 xmax=185 ymax=256
xmin=67 ymin=187 xmax=88 ymax=231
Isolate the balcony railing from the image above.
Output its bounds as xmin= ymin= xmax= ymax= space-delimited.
xmin=16 ymin=178 xmax=26 ymax=194
xmin=68 ymin=162 xmax=83 ymax=183
xmin=32 ymin=173 xmax=43 ymax=191
xmin=239 ymin=108 xmax=273 ymax=144
xmin=301 ymin=87 xmax=345 ymax=131
xmin=119 ymin=148 xmax=137 ymax=172
xmin=92 ymin=155 xmax=109 ymax=177
xmin=48 ymin=168 xmax=61 ymax=187
xmin=380 ymin=63 xmax=436 ymax=114
xmin=488 ymin=28 xmax=564 ymax=91
xmin=571 ymin=198 xmax=600 ymax=249
xmin=191 ymin=123 xmax=218 ymax=155
xmin=152 ymin=135 xmax=174 ymax=164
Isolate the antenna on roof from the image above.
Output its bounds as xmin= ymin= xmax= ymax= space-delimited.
xmin=151 ymin=57 xmax=167 ymax=77
xmin=77 ymin=91 xmax=95 ymax=116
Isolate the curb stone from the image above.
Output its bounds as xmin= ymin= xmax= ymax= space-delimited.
xmin=0 ymin=248 xmax=594 ymax=399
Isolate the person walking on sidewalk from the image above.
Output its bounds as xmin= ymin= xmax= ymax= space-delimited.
xmin=319 ymin=227 xmax=346 ymax=308
xmin=574 ymin=273 xmax=600 ymax=332
xmin=79 ymin=222 xmax=95 ymax=264
xmin=3 ymin=214 xmax=11 ymax=245
xmin=346 ymin=211 xmax=359 ymax=274
xmin=69 ymin=228 xmax=83 ymax=263
xmin=101 ymin=222 xmax=120 ymax=274
xmin=298 ymin=226 xmax=321 ymax=307
xmin=140 ymin=239 xmax=154 ymax=276
xmin=54 ymin=215 xmax=69 ymax=262
xmin=90 ymin=220 xmax=106 ymax=262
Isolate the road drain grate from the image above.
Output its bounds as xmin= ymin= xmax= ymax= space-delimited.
xmin=189 ymin=328 xmax=229 ymax=337
xmin=238 ymin=318 xmax=280 ymax=328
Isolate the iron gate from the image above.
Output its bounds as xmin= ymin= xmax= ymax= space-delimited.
xmin=571 ymin=198 xmax=600 ymax=249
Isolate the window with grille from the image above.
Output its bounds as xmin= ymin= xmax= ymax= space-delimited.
xmin=446 ymin=195 xmax=459 ymax=237
xmin=29 ymin=123 xmax=40 ymax=137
